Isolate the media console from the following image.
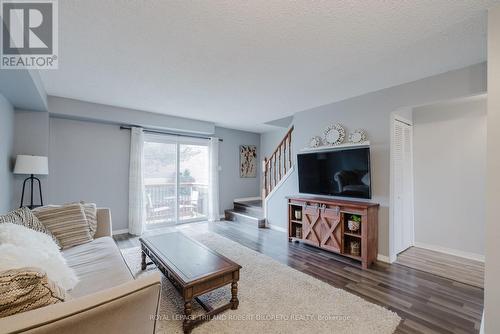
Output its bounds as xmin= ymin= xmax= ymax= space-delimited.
xmin=287 ymin=196 xmax=379 ymax=269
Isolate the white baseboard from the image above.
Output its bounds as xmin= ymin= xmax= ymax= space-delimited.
xmin=112 ymin=229 xmax=129 ymax=235
xmin=414 ymin=242 xmax=485 ymax=262
xmin=377 ymin=254 xmax=393 ymax=264
xmin=480 ymin=311 xmax=484 ymax=334
xmin=233 ymin=196 xmax=260 ymax=202
xmin=267 ymin=224 xmax=287 ymax=233
xmin=389 ymin=254 xmax=397 ymax=263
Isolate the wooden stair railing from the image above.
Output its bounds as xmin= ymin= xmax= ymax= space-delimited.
xmin=262 ymin=126 xmax=294 ymax=199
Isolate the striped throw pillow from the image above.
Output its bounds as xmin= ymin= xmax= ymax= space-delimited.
xmin=0 ymin=207 xmax=61 ymax=248
xmin=80 ymin=202 xmax=97 ymax=237
xmin=0 ymin=267 xmax=66 ymax=318
xmin=35 ymin=202 xmax=97 ymax=237
xmin=33 ymin=204 xmax=92 ymax=249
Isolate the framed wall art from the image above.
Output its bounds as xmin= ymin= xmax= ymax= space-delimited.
xmin=240 ymin=145 xmax=257 ymax=178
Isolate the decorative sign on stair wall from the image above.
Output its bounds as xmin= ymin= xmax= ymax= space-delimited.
xmin=240 ymin=145 xmax=257 ymax=178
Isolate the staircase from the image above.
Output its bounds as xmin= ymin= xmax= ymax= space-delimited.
xmin=224 ymin=199 xmax=266 ymax=228
xmin=225 ymin=126 xmax=294 ymax=228
xmin=262 ymin=126 xmax=294 ymax=198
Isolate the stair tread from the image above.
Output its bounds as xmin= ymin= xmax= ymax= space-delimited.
xmin=233 ymin=199 xmax=262 ymax=208
xmin=225 ymin=209 xmax=265 ymax=220
xmin=232 ymin=203 xmax=263 ymax=215
xmin=224 ymin=209 xmax=266 ymax=228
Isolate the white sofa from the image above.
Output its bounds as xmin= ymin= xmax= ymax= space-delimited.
xmin=0 ymin=208 xmax=161 ymax=334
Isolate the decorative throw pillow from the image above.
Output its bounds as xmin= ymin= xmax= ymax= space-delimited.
xmin=79 ymin=202 xmax=97 ymax=237
xmin=0 ymin=207 xmax=61 ymax=248
xmin=33 ymin=204 xmax=93 ymax=249
xmin=35 ymin=202 xmax=98 ymax=238
xmin=0 ymin=223 xmax=79 ymax=290
xmin=0 ymin=267 xmax=66 ymax=318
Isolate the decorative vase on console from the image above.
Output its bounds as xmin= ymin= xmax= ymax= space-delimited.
xmin=350 ymin=241 xmax=361 ymax=256
xmin=347 ymin=215 xmax=361 ymax=233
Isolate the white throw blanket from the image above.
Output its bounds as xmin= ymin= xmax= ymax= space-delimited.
xmin=0 ymin=223 xmax=78 ymax=290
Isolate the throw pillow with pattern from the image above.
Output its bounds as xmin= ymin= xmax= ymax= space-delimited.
xmin=79 ymin=202 xmax=97 ymax=237
xmin=36 ymin=202 xmax=98 ymax=238
xmin=0 ymin=267 xmax=66 ymax=318
xmin=33 ymin=204 xmax=93 ymax=249
xmin=0 ymin=207 xmax=61 ymax=248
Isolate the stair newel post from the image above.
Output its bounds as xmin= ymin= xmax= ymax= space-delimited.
xmin=267 ymin=158 xmax=271 ymax=193
xmin=283 ymin=140 xmax=287 ymax=175
xmin=273 ymin=156 xmax=277 ymax=189
xmin=278 ymin=145 xmax=282 ymax=180
xmin=288 ymin=130 xmax=292 ymax=170
xmin=262 ymin=158 xmax=268 ymax=199
xmin=270 ymin=159 xmax=273 ymax=192
xmin=268 ymin=159 xmax=271 ymax=195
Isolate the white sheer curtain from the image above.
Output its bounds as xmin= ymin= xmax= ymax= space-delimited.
xmin=208 ymin=137 xmax=220 ymax=222
xmin=128 ymin=127 xmax=145 ymax=235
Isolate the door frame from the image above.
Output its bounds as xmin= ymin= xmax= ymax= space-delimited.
xmin=389 ymin=111 xmax=415 ymax=263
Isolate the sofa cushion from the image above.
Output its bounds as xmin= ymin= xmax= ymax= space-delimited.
xmin=0 ymin=207 xmax=61 ymax=248
xmin=0 ymin=267 xmax=66 ymax=318
xmin=62 ymin=237 xmax=133 ymax=298
xmin=34 ymin=204 xmax=93 ymax=249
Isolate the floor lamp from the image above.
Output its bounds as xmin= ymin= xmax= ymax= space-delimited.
xmin=14 ymin=155 xmax=49 ymax=209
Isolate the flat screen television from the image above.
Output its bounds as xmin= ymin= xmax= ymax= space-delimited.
xmin=297 ymin=147 xmax=371 ymax=199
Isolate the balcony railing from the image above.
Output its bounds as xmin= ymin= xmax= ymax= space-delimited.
xmin=145 ymin=181 xmax=208 ymax=226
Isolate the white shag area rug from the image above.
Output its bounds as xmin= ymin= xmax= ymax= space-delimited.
xmin=121 ymin=232 xmax=400 ymax=334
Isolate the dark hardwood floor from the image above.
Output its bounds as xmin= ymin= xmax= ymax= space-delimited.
xmin=114 ymin=220 xmax=484 ymax=334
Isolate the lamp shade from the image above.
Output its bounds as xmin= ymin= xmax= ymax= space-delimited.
xmin=13 ymin=155 xmax=49 ymax=175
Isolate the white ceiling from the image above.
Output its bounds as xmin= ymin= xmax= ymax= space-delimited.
xmin=40 ymin=1 xmax=499 ymax=133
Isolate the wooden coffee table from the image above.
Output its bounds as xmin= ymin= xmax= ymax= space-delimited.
xmin=139 ymin=232 xmax=241 ymax=333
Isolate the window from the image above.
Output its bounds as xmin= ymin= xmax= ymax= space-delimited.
xmin=143 ymin=135 xmax=209 ymax=227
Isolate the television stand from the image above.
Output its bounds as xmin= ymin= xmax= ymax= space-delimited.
xmin=287 ymin=196 xmax=379 ymax=269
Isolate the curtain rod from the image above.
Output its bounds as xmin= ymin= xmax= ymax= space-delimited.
xmin=119 ymin=126 xmax=223 ymax=142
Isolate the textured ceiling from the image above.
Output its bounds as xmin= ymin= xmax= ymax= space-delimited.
xmin=40 ymin=1 xmax=499 ymax=132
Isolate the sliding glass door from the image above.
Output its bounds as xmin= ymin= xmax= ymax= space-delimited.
xmin=178 ymin=143 xmax=209 ymax=222
xmin=143 ymin=138 xmax=177 ymax=226
xmin=143 ymin=135 xmax=209 ymax=227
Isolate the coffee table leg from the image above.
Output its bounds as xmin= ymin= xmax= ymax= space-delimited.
xmin=141 ymin=251 xmax=147 ymax=271
xmin=230 ymin=282 xmax=239 ymax=310
xmin=183 ymin=300 xmax=192 ymax=333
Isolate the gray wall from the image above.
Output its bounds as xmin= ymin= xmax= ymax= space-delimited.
xmin=263 ymin=63 xmax=486 ymax=257
xmin=0 ymin=94 xmax=14 ymax=214
xmin=485 ymin=7 xmax=500 ymax=332
xmin=260 ymin=128 xmax=288 ymax=160
xmin=47 ymin=118 xmax=131 ymax=231
xmin=215 ymin=126 xmax=261 ymax=212
xmin=11 ymin=111 xmax=50 ymax=209
xmin=45 ymin=118 xmax=261 ymax=231
xmin=48 ymin=96 xmax=215 ymax=135
xmin=413 ymin=97 xmax=486 ymax=256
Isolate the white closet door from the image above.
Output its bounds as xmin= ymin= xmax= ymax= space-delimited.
xmin=393 ymin=119 xmax=414 ymax=254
